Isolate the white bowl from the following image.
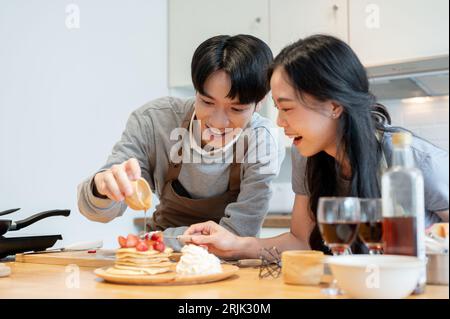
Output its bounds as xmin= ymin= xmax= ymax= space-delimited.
xmin=327 ymin=255 xmax=426 ymax=299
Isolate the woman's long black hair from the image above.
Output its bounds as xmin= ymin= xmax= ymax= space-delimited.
xmin=269 ymin=35 xmax=392 ymax=254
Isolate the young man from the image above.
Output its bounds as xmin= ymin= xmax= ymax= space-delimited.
xmin=77 ymin=35 xmax=285 ymax=249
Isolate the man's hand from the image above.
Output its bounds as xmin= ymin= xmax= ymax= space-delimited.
xmin=93 ymin=158 xmax=141 ymax=202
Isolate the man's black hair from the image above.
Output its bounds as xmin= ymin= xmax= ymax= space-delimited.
xmin=191 ymin=34 xmax=273 ymax=104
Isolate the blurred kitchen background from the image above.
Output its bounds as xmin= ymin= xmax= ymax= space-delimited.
xmin=0 ymin=0 xmax=448 ymax=247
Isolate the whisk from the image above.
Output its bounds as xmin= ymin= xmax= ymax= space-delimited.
xmin=258 ymin=246 xmax=282 ymax=279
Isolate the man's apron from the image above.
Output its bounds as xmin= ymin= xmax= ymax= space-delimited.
xmin=148 ymin=107 xmax=247 ymax=230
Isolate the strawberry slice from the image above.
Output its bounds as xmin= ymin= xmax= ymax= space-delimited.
xmin=136 ymin=241 xmax=149 ymax=252
xmin=126 ymin=234 xmax=139 ymax=248
xmin=118 ymin=236 xmax=127 ymax=248
xmin=153 ymin=242 xmax=165 ymax=253
xmin=151 ymin=232 xmax=163 ymax=242
xmin=144 ymin=239 xmax=156 ymax=248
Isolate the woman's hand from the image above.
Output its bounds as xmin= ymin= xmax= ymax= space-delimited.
xmin=183 ymin=221 xmax=250 ymax=259
xmin=93 ymin=158 xmax=141 ymax=202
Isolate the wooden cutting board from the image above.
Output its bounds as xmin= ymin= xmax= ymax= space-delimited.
xmin=15 ymin=250 xmax=116 ymax=268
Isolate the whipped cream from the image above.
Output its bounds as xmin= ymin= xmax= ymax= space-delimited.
xmin=176 ymin=244 xmax=222 ymax=276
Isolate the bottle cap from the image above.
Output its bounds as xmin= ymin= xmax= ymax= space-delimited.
xmin=392 ymin=132 xmax=413 ymax=147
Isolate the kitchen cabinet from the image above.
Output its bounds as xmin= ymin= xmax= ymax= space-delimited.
xmin=349 ymin=0 xmax=449 ymax=66
xmin=269 ymin=0 xmax=349 ymax=56
xmin=168 ymin=0 xmax=269 ymax=87
xmin=169 ymin=0 xmax=449 ymax=91
xmin=169 ymin=0 xmax=348 ymax=87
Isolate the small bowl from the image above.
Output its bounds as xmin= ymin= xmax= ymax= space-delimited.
xmin=427 ymin=253 xmax=449 ymax=285
xmin=125 ymin=178 xmax=152 ymax=211
xmin=327 ymin=255 xmax=426 ymax=299
xmin=282 ymin=250 xmax=325 ymax=286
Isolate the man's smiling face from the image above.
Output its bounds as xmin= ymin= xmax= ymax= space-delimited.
xmin=194 ymin=70 xmax=256 ymax=149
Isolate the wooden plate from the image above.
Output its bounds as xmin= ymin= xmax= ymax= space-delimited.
xmin=94 ymin=264 xmax=239 ymax=285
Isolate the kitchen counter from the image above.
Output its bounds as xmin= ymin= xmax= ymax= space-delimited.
xmin=0 ymin=261 xmax=448 ymax=299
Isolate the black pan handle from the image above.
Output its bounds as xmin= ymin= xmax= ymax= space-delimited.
xmin=12 ymin=209 xmax=71 ymax=231
xmin=0 ymin=208 xmax=20 ymax=217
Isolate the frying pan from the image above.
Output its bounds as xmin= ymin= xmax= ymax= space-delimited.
xmin=0 ymin=235 xmax=63 ymax=259
xmin=0 ymin=208 xmax=21 ymax=217
xmin=0 ymin=209 xmax=71 ymax=236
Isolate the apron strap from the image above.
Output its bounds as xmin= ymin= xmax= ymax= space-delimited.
xmin=165 ymin=106 xmax=195 ymax=183
xmin=165 ymin=162 xmax=182 ymax=183
xmin=181 ymin=107 xmax=195 ymax=131
xmin=228 ymin=136 xmax=249 ymax=192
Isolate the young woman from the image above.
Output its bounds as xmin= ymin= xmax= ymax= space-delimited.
xmin=77 ymin=35 xmax=285 ymax=250
xmin=183 ymin=35 xmax=449 ymax=258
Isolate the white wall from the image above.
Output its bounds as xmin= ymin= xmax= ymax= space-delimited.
xmin=0 ymin=0 xmax=168 ymax=248
xmin=382 ymin=96 xmax=449 ymax=151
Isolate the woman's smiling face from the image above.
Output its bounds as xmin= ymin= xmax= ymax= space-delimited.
xmin=270 ymin=67 xmax=343 ymax=157
xmin=194 ymin=70 xmax=257 ymax=149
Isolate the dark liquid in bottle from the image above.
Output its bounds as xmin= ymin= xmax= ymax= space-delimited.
xmin=383 ymin=216 xmax=417 ymax=256
xmin=383 ymin=216 xmax=426 ymax=295
xmin=319 ymin=223 xmax=359 ymax=252
xmin=359 ymin=221 xmax=384 ymax=250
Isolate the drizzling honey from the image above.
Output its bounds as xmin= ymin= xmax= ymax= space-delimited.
xmin=143 ymin=209 xmax=148 ymax=235
xmin=124 ymin=178 xmax=153 ymax=237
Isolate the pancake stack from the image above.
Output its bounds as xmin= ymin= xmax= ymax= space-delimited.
xmin=106 ymin=232 xmax=174 ymax=276
xmin=107 ymin=247 xmax=174 ymax=275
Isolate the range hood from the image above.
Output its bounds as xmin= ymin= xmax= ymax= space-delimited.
xmin=367 ymin=55 xmax=449 ymax=101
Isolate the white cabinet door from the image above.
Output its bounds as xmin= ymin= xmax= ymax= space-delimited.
xmin=349 ymin=0 xmax=449 ymax=66
xmin=270 ymin=0 xmax=349 ymax=56
xmin=169 ymin=0 xmax=269 ymax=87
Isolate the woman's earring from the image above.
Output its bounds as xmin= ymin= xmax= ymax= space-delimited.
xmin=332 ymin=113 xmax=337 ymax=118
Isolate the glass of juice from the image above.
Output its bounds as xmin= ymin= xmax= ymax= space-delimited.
xmin=318 ymin=197 xmax=361 ymax=296
xmin=358 ymin=198 xmax=384 ymax=255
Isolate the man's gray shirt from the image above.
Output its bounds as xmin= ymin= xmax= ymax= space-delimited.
xmin=77 ymin=97 xmax=285 ymax=249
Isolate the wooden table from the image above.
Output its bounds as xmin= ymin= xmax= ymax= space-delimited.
xmin=0 ymin=261 xmax=448 ymax=299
